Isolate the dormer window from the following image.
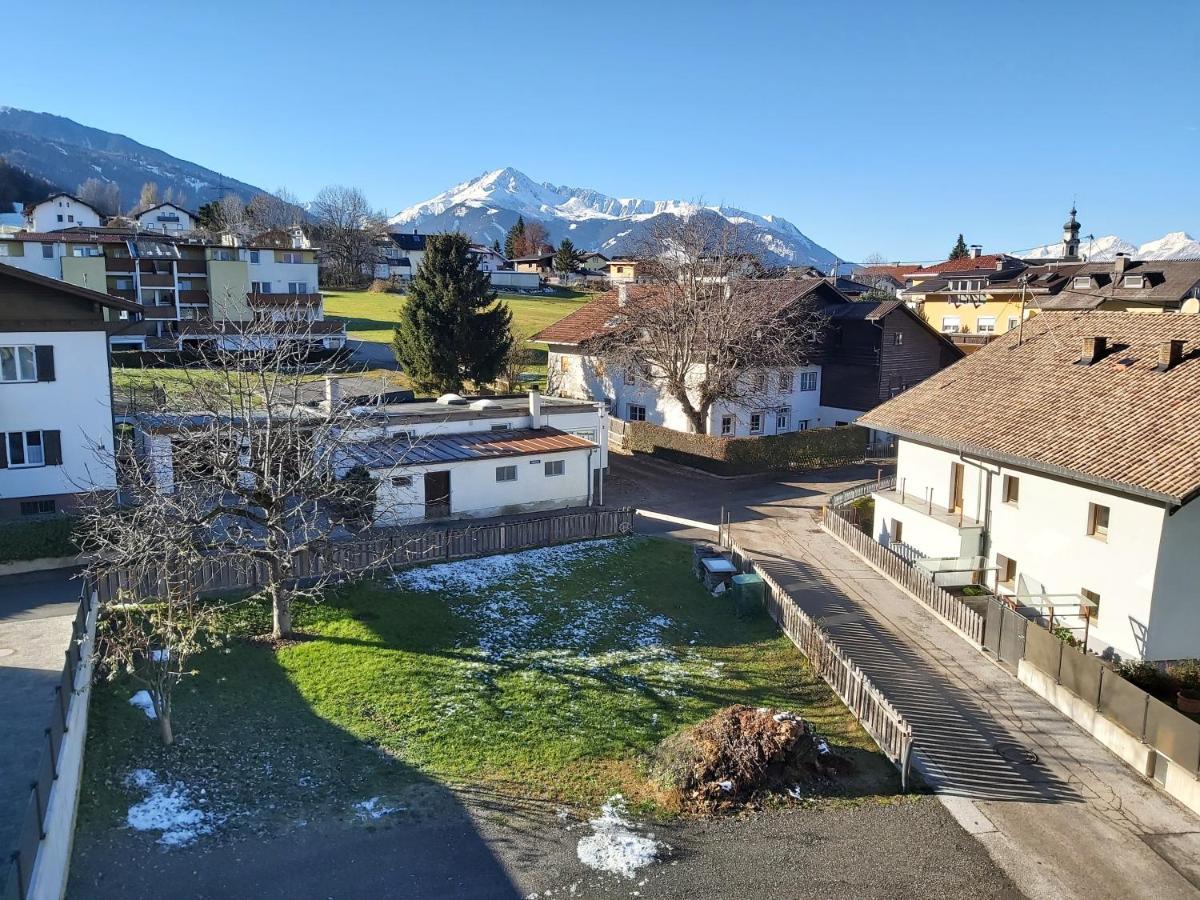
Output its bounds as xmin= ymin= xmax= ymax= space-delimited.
xmin=1073 ymin=276 xmax=1091 ymax=289
xmin=1123 ymin=275 xmax=1144 ymax=289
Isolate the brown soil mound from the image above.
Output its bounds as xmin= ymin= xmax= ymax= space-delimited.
xmin=649 ymin=705 xmax=850 ymax=811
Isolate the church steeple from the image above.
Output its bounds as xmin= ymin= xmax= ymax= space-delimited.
xmin=1062 ymin=205 xmax=1081 ymax=260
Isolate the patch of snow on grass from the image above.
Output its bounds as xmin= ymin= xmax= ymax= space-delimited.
xmin=354 ymin=796 xmax=404 ymax=819
xmin=576 ymin=796 xmax=663 ymax=878
xmin=125 ymin=770 xmax=214 ymax=846
xmin=128 ymin=690 xmax=156 ymax=719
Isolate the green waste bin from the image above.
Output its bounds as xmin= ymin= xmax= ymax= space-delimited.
xmin=730 ymin=573 xmax=764 ymax=618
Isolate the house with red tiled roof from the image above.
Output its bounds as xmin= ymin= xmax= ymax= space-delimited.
xmin=533 ymin=280 xmax=960 ymax=438
xmin=860 ymin=311 xmax=1200 ymax=662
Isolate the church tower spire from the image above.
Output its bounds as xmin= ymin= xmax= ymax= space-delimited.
xmin=1062 ymin=205 xmax=1081 ymax=260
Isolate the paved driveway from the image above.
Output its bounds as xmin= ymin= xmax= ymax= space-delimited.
xmin=0 ymin=567 xmax=84 ymax=862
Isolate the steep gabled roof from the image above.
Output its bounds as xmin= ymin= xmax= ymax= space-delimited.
xmin=860 ymin=311 xmax=1200 ymax=505
xmin=0 ymin=261 xmax=141 ymax=312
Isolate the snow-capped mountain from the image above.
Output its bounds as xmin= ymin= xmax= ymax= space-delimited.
xmin=389 ymin=167 xmax=841 ymax=269
xmin=1013 ymin=232 xmax=1200 ymax=261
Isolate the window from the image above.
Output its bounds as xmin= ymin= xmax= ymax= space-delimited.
xmin=390 ymin=475 xmax=412 ymax=488
xmin=1007 ymin=316 xmax=1019 ymax=331
xmin=893 ymin=331 xmax=904 ymax=345
xmin=114 ymin=278 xmax=133 ymax=290
xmin=7 ymin=431 xmax=41 ymax=467
xmin=778 ymin=372 xmax=794 ymax=393
xmin=1087 ymin=502 xmax=1110 ymax=540
xmin=752 ymin=372 xmax=768 ymax=392
xmin=1081 ymin=588 xmax=1101 ymax=622
xmin=0 ymin=345 xmax=37 ymax=382
xmin=56 ymin=214 xmax=63 ymax=222
xmin=67 ymin=214 xmax=74 ymax=223
xmin=495 ymin=465 xmax=518 ymax=482
xmin=280 ymin=251 xmax=301 ymax=264
xmin=179 ymin=279 xmax=193 ymax=291
xmin=544 ymin=460 xmax=565 ymax=477
xmin=1123 ymin=275 xmax=1144 ymax=289
xmin=0 ymin=244 xmax=8 ymax=256
xmin=720 ymin=415 xmax=733 ymax=436
xmin=977 ymin=316 xmax=996 ymax=334
xmin=749 ymin=413 xmax=763 ymax=434
xmin=1002 ymin=474 xmax=1019 ymax=505
xmin=997 ymin=554 xmax=1018 ymax=589
xmin=796 ymin=419 xmax=809 ymax=431
xmin=489 ymin=423 xmax=512 ymax=431
xmin=623 ymin=368 xmax=636 ymax=385
xmin=1073 ymin=276 xmax=1091 ymax=289
xmin=212 ymin=249 xmax=233 ymax=261
xmin=288 ymin=282 xmax=308 ymax=293
xmin=20 ymin=499 xmax=56 ymax=516
xmin=775 ymin=408 xmax=790 ymax=431
xmin=941 ymin=316 xmax=961 ymax=333
xmin=798 ymin=371 xmax=817 ymax=391
xmin=627 ymin=404 xmax=646 ymax=421
xmin=248 ymin=251 xmax=261 ymax=264
xmin=891 ymin=519 xmax=903 ymax=544
xmin=569 ymin=428 xmax=597 ymax=442
xmin=41 ymin=244 xmax=54 ymax=259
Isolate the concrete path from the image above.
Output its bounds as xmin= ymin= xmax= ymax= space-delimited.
xmin=0 ymin=568 xmax=83 ymax=863
xmin=733 ymin=511 xmax=1200 ymax=900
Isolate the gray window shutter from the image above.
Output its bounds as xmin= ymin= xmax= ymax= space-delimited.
xmin=35 ymin=346 xmax=55 ymax=382
xmin=43 ymin=431 xmax=62 ymax=466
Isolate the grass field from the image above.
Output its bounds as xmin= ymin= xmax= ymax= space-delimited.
xmin=323 ymin=288 xmax=591 ymax=346
xmin=78 ymin=538 xmax=892 ymax=845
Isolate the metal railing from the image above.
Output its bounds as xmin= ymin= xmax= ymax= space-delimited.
xmin=718 ymin=524 xmax=913 ymax=790
xmin=822 ymin=496 xmax=986 ymax=645
xmin=2 ymin=583 xmax=94 ymax=900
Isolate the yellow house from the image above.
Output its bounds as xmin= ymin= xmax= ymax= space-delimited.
xmin=605 ymin=258 xmax=642 ymax=282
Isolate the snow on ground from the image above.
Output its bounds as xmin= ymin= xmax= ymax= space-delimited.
xmin=125 ymin=769 xmax=217 ymax=846
xmin=576 ymin=795 xmax=664 ymax=878
xmin=128 ymin=690 xmax=157 ymax=719
xmin=353 ymin=797 xmax=404 ymax=819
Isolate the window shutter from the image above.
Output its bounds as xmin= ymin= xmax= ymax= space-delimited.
xmin=0 ymin=436 xmax=6 ymax=469
xmin=35 ymin=346 xmax=55 ymax=382
xmin=43 ymin=431 xmax=62 ymax=466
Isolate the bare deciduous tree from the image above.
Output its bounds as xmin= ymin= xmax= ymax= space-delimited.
xmin=587 ymin=213 xmax=828 ymax=433
xmin=513 ymin=220 xmax=550 ymax=258
xmin=211 ymin=192 xmax=252 ymax=240
xmin=248 ymin=188 xmax=305 ymax=234
xmin=76 ymin=178 xmax=121 ymax=217
xmin=311 ymin=185 xmax=387 ymax=287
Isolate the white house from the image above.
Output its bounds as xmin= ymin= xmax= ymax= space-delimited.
xmin=469 ymin=244 xmax=508 ymax=272
xmin=861 ymin=311 xmax=1200 ymax=663
xmin=0 ymin=262 xmax=141 ymax=517
xmin=25 ymin=193 xmax=103 ymax=232
xmin=135 ymin=203 xmax=196 ymax=235
xmin=533 ymin=281 xmax=961 ymax=437
xmin=334 ymin=389 xmax=608 ymax=525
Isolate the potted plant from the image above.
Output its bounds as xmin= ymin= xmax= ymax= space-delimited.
xmin=1170 ymin=660 xmax=1200 ymax=714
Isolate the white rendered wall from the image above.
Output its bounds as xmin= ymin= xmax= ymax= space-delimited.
xmin=0 ymin=330 xmax=115 ymax=499
xmin=1145 ymin=498 xmax=1200 ymax=661
xmin=246 ymin=251 xmax=319 ymax=295
xmin=28 ymin=198 xmax=101 ymax=232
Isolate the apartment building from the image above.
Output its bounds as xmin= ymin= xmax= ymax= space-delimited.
xmin=861 ymin=312 xmax=1200 ymax=662
xmin=0 ymin=262 xmax=141 ymax=517
xmin=0 ymin=228 xmax=344 ymax=352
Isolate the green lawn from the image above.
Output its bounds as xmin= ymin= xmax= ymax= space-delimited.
xmin=323 ymin=288 xmax=590 ymax=346
xmin=79 ymin=538 xmax=891 ymax=840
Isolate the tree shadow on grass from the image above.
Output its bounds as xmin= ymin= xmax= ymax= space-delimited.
xmin=69 ymin=635 xmax=524 ymax=900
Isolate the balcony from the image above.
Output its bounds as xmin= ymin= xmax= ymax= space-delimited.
xmin=947 ymin=333 xmax=997 ymax=354
xmin=139 ymin=273 xmax=174 ymax=288
xmin=141 ymin=305 xmax=180 ymax=320
xmin=177 ymin=259 xmax=208 ymax=275
xmin=106 ymin=259 xmax=135 ymax=274
xmin=109 ymin=289 xmax=137 ymax=302
xmin=872 ymin=482 xmax=985 ymax=561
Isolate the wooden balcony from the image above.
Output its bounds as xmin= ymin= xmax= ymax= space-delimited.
xmin=947 ymin=333 xmax=997 ymax=355
xmin=179 ymin=290 xmax=209 ymax=305
xmin=139 ymin=273 xmax=174 ymax=288
xmin=141 ymin=305 xmax=180 ymax=320
xmin=177 ymin=259 xmax=208 ymax=275
xmin=106 ymin=259 xmax=135 ymax=274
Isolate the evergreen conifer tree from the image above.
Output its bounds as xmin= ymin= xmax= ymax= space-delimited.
xmin=949 ymin=234 xmax=969 ymax=260
xmin=393 ymin=233 xmax=513 ymax=392
xmin=504 ymin=216 xmax=526 ymax=259
xmin=553 ymin=237 xmax=582 ymax=273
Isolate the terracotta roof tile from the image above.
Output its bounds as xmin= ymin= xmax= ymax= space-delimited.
xmin=859 ymin=311 xmax=1200 ymax=503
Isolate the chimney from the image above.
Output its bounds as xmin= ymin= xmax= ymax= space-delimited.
xmin=1157 ymin=340 xmax=1186 ymax=372
xmin=1113 ymin=253 xmax=1129 ymax=276
xmin=995 ymin=257 xmax=1006 ymax=271
xmin=1079 ymin=336 xmax=1108 ymax=365
xmin=970 ymin=245 xmax=983 ymax=259
xmin=617 ymin=283 xmax=628 ymax=307
xmin=528 ymin=387 xmax=542 ymax=428
xmin=325 ymin=376 xmax=342 ymax=410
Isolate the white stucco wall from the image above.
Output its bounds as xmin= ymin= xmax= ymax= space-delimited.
xmin=1145 ymin=498 xmax=1200 ymax=661
xmin=875 ymin=438 xmax=1173 ymax=660
xmin=545 ymin=347 xmax=852 ymax=436
xmin=0 ymin=330 xmax=115 ymax=501
xmin=0 ymin=241 xmax=64 ymax=279
xmin=371 ymin=447 xmax=594 ymax=525
xmin=136 ymin=205 xmax=195 ymax=235
xmin=246 ymin=251 xmax=319 ymax=295
xmin=28 ymin=198 xmax=101 ymax=232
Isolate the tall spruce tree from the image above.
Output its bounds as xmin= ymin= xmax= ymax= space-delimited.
xmin=553 ymin=237 xmax=582 ymax=273
xmin=393 ymin=232 xmax=513 ymax=392
xmin=491 ymin=238 xmax=501 ymax=254
xmin=949 ymin=234 xmax=969 ymax=260
xmin=504 ymin=216 xmax=525 ymax=259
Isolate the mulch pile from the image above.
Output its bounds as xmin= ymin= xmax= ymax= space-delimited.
xmin=649 ymin=704 xmax=850 ymax=811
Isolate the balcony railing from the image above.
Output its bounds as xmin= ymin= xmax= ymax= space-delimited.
xmin=948 ymin=333 xmax=996 ymax=347
xmin=178 ymin=290 xmax=209 ymax=305
xmin=876 ymin=480 xmax=983 ymax=529
xmin=176 ymin=259 xmax=208 ymax=274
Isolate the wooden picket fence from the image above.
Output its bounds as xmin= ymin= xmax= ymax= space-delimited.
xmin=93 ymin=507 xmax=635 ymax=604
xmin=719 ymin=530 xmax=913 ymax=790
xmin=822 ymin=504 xmax=985 ymax=645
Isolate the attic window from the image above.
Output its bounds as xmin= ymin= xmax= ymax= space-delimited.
xmin=1122 ymin=275 xmax=1144 ymax=289
xmin=1073 ymin=276 xmax=1091 ymax=289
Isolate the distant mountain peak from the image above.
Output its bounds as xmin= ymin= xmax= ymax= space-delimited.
xmin=1014 ymin=231 xmax=1200 ymax=261
xmin=390 ymin=167 xmax=840 ymax=268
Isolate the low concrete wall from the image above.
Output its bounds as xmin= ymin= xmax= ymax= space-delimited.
xmin=26 ymin=595 xmax=97 ymax=900
xmin=0 ymin=556 xmax=84 ymax=577
xmin=1158 ymin=754 xmax=1200 ymax=817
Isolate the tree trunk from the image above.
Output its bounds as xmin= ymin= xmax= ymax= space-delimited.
xmin=153 ymin=693 xmax=174 ymax=746
xmin=271 ymin=582 xmax=292 ymax=639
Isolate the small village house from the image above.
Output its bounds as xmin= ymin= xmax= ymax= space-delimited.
xmin=23 ymin=193 xmax=103 ymax=232
xmin=860 ymin=312 xmax=1200 ymax=662
xmin=134 ymin=202 xmax=196 ymax=236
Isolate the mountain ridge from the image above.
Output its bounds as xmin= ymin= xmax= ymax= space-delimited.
xmin=1013 ymin=231 xmax=1200 ymax=261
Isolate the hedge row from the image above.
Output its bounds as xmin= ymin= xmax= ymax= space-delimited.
xmin=0 ymin=515 xmax=81 ymax=564
xmin=624 ymin=420 xmax=869 ymax=476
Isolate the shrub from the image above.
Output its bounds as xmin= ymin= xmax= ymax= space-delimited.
xmin=1169 ymin=659 xmax=1200 ymax=693
xmin=0 ymin=515 xmax=80 ymax=564
xmin=624 ymin=421 xmax=868 ymax=476
xmin=1116 ymin=659 xmax=1175 ymax=699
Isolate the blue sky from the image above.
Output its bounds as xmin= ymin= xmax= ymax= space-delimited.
xmin=6 ymin=0 xmax=1198 ymax=261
